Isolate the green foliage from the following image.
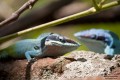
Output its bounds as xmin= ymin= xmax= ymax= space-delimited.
xmin=0 ymin=0 xmax=120 ymax=44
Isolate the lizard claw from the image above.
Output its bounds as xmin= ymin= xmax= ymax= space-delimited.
xmin=31 ymin=58 xmax=37 ymax=62
xmin=27 ymin=58 xmax=37 ymax=63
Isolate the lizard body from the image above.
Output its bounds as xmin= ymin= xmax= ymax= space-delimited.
xmin=74 ymin=29 xmax=120 ymax=57
xmin=0 ymin=33 xmax=80 ymax=62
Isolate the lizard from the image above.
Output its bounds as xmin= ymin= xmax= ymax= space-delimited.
xmin=0 ymin=33 xmax=80 ymax=62
xmin=74 ymin=29 xmax=120 ymax=59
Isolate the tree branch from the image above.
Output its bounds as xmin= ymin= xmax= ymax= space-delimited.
xmin=0 ymin=0 xmax=38 ymax=27
xmin=0 ymin=0 xmax=120 ymax=43
xmin=0 ymin=0 xmax=74 ymax=37
xmin=92 ymin=0 xmax=100 ymax=11
xmin=99 ymin=0 xmax=106 ymax=7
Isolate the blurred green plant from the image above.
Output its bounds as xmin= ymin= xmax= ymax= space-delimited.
xmin=0 ymin=0 xmax=120 ymax=44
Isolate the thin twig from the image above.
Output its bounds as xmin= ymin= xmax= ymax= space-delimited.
xmin=0 ymin=0 xmax=120 ymax=43
xmin=0 ymin=0 xmax=38 ymax=27
xmin=99 ymin=0 xmax=106 ymax=8
xmin=92 ymin=0 xmax=100 ymax=11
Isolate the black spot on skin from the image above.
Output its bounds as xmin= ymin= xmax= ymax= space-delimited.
xmin=34 ymin=46 xmax=39 ymax=50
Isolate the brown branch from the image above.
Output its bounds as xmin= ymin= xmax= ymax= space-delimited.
xmin=0 ymin=0 xmax=74 ymax=37
xmin=0 ymin=0 xmax=38 ymax=27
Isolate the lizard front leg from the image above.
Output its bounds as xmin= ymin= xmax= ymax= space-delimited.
xmin=25 ymin=49 xmax=43 ymax=62
xmin=104 ymin=46 xmax=114 ymax=60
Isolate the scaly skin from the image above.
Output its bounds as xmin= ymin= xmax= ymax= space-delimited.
xmin=74 ymin=29 xmax=120 ymax=58
xmin=0 ymin=33 xmax=80 ymax=62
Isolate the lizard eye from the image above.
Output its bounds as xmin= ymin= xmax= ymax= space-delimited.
xmin=34 ymin=46 xmax=39 ymax=50
xmin=91 ymin=34 xmax=96 ymax=39
xmin=58 ymin=36 xmax=66 ymax=43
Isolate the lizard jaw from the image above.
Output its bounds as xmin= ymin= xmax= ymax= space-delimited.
xmin=45 ymin=40 xmax=80 ymax=47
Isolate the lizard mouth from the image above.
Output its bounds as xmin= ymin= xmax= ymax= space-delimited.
xmin=79 ymin=35 xmax=106 ymax=42
xmin=66 ymin=39 xmax=79 ymax=45
xmin=63 ymin=38 xmax=80 ymax=47
xmin=45 ymin=39 xmax=80 ymax=47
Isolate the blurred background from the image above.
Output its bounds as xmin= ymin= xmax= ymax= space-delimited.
xmin=0 ymin=0 xmax=120 ymax=50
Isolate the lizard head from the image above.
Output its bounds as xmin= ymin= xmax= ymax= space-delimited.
xmin=41 ymin=33 xmax=80 ymax=57
xmin=74 ymin=29 xmax=120 ymax=55
xmin=74 ymin=29 xmax=110 ymax=42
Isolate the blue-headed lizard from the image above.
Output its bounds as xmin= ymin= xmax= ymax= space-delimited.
xmin=0 ymin=33 xmax=80 ymax=62
xmin=74 ymin=29 xmax=120 ymax=59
